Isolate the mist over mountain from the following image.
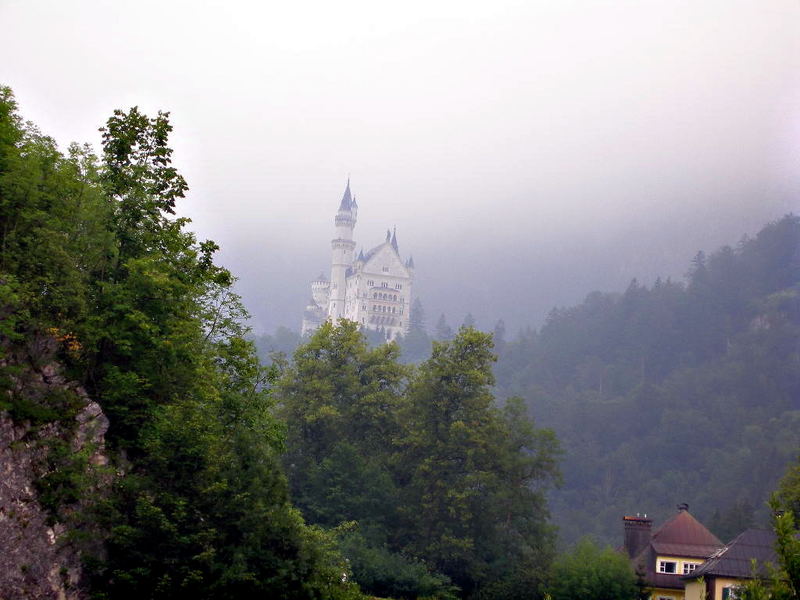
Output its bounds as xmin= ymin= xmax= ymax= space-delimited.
xmin=2 ymin=1 xmax=798 ymax=335
xmin=229 ymin=192 xmax=793 ymax=334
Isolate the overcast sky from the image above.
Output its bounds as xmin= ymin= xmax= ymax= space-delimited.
xmin=2 ymin=0 xmax=799 ymax=333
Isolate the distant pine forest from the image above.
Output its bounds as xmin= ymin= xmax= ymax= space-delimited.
xmin=258 ymin=212 xmax=800 ymax=548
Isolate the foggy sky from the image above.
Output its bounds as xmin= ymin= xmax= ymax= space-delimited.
xmin=2 ymin=0 xmax=799 ymax=334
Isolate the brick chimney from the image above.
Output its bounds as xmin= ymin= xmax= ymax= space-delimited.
xmin=623 ymin=514 xmax=653 ymax=558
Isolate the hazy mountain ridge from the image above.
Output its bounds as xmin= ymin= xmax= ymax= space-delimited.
xmin=494 ymin=215 xmax=800 ymax=545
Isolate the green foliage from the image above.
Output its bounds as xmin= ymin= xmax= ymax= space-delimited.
xmin=338 ymin=530 xmax=458 ymax=600
xmin=397 ymin=329 xmax=560 ymax=597
xmin=276 ymin=323 xmax=561 ymax=599
xmin=545 ymin=538 xmax=638 ymax=600
xmin=2 ymin=384 xmax=84 ymax=427
xmin=0 ymin=88 xmax=363 ymax=599
xmin=276 ymin=320 xmax=406 ymax=529
xmin=34 ymin=437 xmax=98 ymax=524
xmin=738 ymin=458 xmax=800 ymax=600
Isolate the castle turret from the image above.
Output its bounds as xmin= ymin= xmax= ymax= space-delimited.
xmin=328 ymin=179 xmax=357 ymax=321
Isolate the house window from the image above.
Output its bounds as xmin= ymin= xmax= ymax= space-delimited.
xmin=722 ymin=588 xmax=739 ymax=600
xmin=682 ymin=562 xmax=699 ymax=575
xmin=657 ymin=561 xmax=677 ymax=574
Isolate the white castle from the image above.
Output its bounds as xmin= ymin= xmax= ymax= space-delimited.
xmin=301 ymin=180 xmax=415 ymax=340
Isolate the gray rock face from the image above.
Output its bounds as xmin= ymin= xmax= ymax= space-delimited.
xmin=0 ymin=358 xmax=109 ymax=600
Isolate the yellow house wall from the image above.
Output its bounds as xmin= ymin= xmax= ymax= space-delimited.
xmin=684 ymin=579 xmax=705 ymax=600
xmin=711 ymin=577 xmax=742 ymax=600
xmin=649 ymin=586 xmax=684 ymax=600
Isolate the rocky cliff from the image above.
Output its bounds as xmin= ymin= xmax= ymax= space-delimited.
xmin=1 ymin=343 xmax=109 ymax=600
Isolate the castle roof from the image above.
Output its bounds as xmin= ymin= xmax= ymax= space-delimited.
xmin=338 ymin=179 xmax=353 ymax=211
xmin=391 ymin=227 xmax=398 ymax=251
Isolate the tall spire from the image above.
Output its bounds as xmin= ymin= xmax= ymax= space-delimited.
xmin=386 ymin=229 xmax=391 ymax=242
xmin=338 ymin=178 xmax=353 ymax=211
xmin=391 ymin=227 xmax=398 ymax=251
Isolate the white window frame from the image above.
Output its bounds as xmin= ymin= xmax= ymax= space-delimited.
xmin=657 ymin=560 xmax=677 ymax=574
xmin=682 ymin=562 xmax=700 ymax=575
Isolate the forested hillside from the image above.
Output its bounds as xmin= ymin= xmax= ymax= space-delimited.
xmin=0 ymin=87 xmax=566 ymax=600
xmin=0 ymin=88 xmax=365 ymax=599
xmin=494 ymin=215 xmax=800 ymax=545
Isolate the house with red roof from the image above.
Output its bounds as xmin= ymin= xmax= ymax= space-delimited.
xmin=623 ymin=504 xmax=725 ymax=600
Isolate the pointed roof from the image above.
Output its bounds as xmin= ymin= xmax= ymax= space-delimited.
xmin=391 ymin=227 xmax=398 ymax=251
xmin=630 ymin=506 xmax=724 ymax=592
xmin=386 ymin=228 xmax=391 ymax=242
xmin=338 ymin=179 xmax=353 ymax=211
xmin=649 ymin=507 xmax=723 ymax=557
xmin=357 ymin=248 xmax=365 ymax=261
xmin=686 ymin=529 xmax=777 ymax=580
xmin=406 ymin=255 xmax=415 ymax=268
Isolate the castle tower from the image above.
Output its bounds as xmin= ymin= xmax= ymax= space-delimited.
xmin=328 ymin=179 xmax=357 ymax=321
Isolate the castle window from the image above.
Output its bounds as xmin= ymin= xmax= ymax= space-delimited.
xmin=657 ymin=560 xmax=677 ymax=574
xmin=382 ymin=266 xmax=389 ymax=272
xmin=382 ymin=282 xmax=388 ymax=288
xmin=373 ymin=293 xmax=377 ymax=299
xmin=362 ymin=304 xmax=366 ymax=310
xmin=368 ymin=280 xmax=374 ymax=286
xmin=395 ymin=283 xmax=401 ymax=289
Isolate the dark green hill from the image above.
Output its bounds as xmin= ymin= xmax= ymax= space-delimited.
xmin=495 ymin=215 xmax=800 ymax=545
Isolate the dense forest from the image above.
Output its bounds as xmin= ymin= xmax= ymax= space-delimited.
xmin=494 ymin=215 xmax=800 ymax=544
xmin=258 ymin=214 xmax=800 ymax=548
xmin=2 ymin=83 xmax=799 ymax=599
xmin=0 ymin=88 xmax=562 ymax=599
